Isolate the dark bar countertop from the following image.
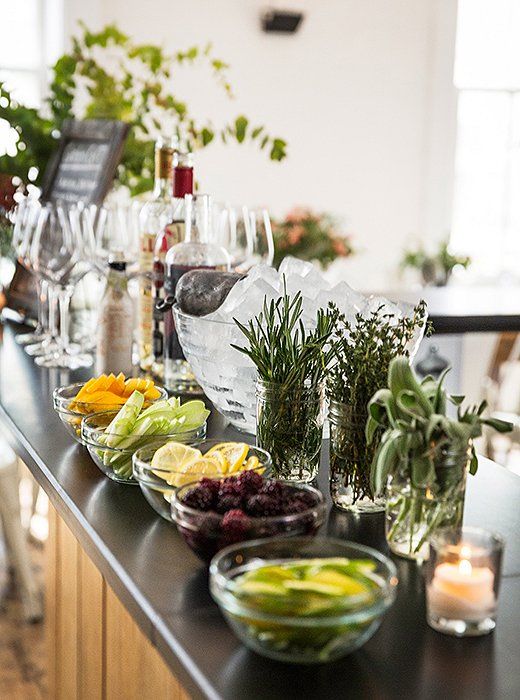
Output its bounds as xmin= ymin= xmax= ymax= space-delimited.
xmin=1 ymin=321 xmax=520 ymax=699
xmin=377 ymin=285 xmax=520 ymax=334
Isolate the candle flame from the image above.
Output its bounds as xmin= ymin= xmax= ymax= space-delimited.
xmin=459 ymin=558 xmax=472 ymax=576
xmin=460 ymin=545 xmax=472 ymax=559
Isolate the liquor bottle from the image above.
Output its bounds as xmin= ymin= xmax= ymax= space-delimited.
xmin=151 ymin=151 xmax=194 ymax=379
xmin=163 ymin=194 xmax=230 ymax=393
xmin=96 ymin=257 xmax=134 ymax=376
xmin=137 ymin=137 xmax=175 ymax=370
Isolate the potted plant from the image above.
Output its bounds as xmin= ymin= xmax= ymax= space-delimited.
xmin=367 ymin=357 xmax=512 ymax=560
xmin=272 ymin=208 xmax=353 ymax=269
xmin=327 ymin=302 xmax=428 ymax=513
xmin=400 ymin=239 xmax=471 ymax=287
xmin=233 ymin=290 xmax=337 ymax=482
xmin=0 ymin=23 xmax=287 ymax=195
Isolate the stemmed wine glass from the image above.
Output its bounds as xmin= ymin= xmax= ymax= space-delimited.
xmin=11 ymin=198 xmax=52 ymax=348
xmin=243 ymin=207 xmax=274 ymax=268
xmin=214 ymin=204 xmax=251 ymax=271
xmin=89 ymin=201 xmax=141 ymax=276
xmin=29 ymin=202 xmax=93 ymax=369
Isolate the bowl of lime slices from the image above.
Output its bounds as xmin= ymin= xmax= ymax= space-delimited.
xmin=132 ymin=440 xmax=270 ymax=520
xmin=210 ymin=537 xmax=398 ymax=664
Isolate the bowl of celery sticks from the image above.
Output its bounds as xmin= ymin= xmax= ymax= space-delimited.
xmin=81 ymin=390 xmax=210 ymax=484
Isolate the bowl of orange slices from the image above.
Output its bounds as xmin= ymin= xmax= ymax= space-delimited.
xmin=132 ymin=440 xmax=271 ymax=521
xmin=53 ymin=373 xmax=167 ymax=443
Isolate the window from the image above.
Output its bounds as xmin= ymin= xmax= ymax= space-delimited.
xmin=0 ymin=0 xmax=63 ymax=156
xmin=451 ymin=0 xmax=520 ymax=275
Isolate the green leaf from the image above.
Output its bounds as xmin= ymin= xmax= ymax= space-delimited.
xmin=482 ymin=417 xmax=514 ymax=433
xmin=270 ymin=138 xmax=287 ymax=161
xmin=235 ymin=115 xmax=248 ymax=143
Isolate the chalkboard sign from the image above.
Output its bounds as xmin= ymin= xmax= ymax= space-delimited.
xmin=41 ymin=118 xmax=129 ymax=205
xmin=5 ymin=118 xmax=129 ymax=321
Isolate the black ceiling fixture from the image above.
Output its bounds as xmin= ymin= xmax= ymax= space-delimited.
xmin=261 ymin=9 xmax=304 ymax=34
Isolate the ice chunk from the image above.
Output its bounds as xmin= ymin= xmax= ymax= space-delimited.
xmin=279 ymin=256 xmax=316 ymax=278
xmin=246 ymin=264 xmax=281 ymax=290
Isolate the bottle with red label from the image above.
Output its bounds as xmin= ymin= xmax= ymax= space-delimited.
xmin=137 ymin=137 xmax=175 ymax=370
xmin=163 ymin=194 xmax=230 ymax=393
xmin=151 ymin=151 xmax=194 ymax=379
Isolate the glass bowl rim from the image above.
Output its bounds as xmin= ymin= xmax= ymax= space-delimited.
xmin=52 ymin=382 xmax=168 ymax=417
xmin=132 ymin=439 xmax=272 ymax=480
xmin=81 ymin=410 xmax=207 ymax=453
xmin=173 ymin=304 xmax=235 ymax=328
xmin=171 ymin=480 xmax=326 ymax=528
xmin=210 ymin=535 xmax=398 ymax=626
xmin=429 ymin=525 xmax=505 ymax=550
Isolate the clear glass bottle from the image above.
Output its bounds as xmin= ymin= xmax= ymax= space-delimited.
xmin=151 ymin=151 xmax=194 ymax=379
xmin=163 ymin=194 xmax=230 ymax=393
xmin=96 ymin=258 xmax=134 ymax=376
xmin=137 ymin=137 xmax=175 ymax=370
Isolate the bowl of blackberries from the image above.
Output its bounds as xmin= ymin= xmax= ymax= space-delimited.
xmin=171 ymin=471 xmax=326 ymax=562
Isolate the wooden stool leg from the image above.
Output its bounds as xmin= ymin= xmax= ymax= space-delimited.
xmin=0 ymin=451 xmax=42 ymax=622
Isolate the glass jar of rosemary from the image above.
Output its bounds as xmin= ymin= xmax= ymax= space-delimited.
xmin=385 ymin=446 xmax=470 ymax=561
xmin=256 ymin=379 xmax=324 ymax=483
xmin=329 ymin=401 xmax=385 ymax=512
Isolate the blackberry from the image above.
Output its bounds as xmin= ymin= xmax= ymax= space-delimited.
xmin=220 ymin=509 xmax=250 ymax=543
xmin=199 ymin=477 xmax=221 ymax=496
xmin=259 ymin=479 xmax=284 ymax=499
xmin=236 ymin=470 xmax=264 ymax=496
xmin=218 ymin=476 xmax=241 ymax=497
xmin=216 ymin=493 xmax=243 ymax=514
xmin=181 ymin=485 xmax=214 ymax=511
xmin=246 ymin=493 xmax=283 ymax=517
xmin=284 ymin=498 xmax=310 ymax=515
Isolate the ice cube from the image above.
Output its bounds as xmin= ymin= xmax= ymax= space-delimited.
xmin=246 ymin=264 xmax=280 ymax=291
xmin=278 ymin=256 xmax=316 ymax=278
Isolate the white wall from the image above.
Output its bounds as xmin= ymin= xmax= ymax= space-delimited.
xmin=63 ymin=0 xmax=458 ymax=288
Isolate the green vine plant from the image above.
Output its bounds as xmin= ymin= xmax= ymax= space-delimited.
xmin=0 ymin=23 xmax=287 ymax=195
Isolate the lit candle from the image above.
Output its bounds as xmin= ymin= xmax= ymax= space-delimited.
xmin=428 ymin=546 xmax=496 ymax=622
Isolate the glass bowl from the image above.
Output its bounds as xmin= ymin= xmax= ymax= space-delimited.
xmin=171 ymin=479 xmax=325 ymax=561
xmin=81 ymin=411 xmax=207 ymax=484
xmin=173 ymin=306 xmax=257 ymax=433
xmin=132 ymin=439 xmax=271 ymax=521
xmin=53 ymin=382 xmax=168 ymax=444
xmin=210 ymin=537 xmax=398 ymax=664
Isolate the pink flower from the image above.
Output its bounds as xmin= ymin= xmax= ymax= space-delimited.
xmin=285 ymin=206 xmax=311 ymax=224
xmin=332 ymin=238 xmax=350 ymax=257
xmin=287 ymin=225 xmax=305 ymax=245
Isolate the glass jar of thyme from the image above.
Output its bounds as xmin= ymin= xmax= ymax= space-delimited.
xmin=256 ymin=379 xmax=324 ymax=483
xmin=385 ymin=445 xmax=470 ymax=561
xmin=329 ymin=401 xmax=385 ymax=513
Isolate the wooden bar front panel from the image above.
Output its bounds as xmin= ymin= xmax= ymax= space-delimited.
xmin=46 ymin=504 xmax=189 ymax=700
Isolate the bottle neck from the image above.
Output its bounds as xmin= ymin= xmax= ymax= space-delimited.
xmin=154 ymin=145 xmax=174 ymax=199
xmin=106 ymin=267 xmax=128 ymax=292
xmin=184 ymin=194 xmax=210 ymax=244
xmin=173 ymin=166 xmax=194 ymax=199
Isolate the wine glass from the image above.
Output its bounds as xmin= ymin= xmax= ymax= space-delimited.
xmin=90 ymin=201 xmax=141 ymax=276
xmin=29 ymin=202 xmax=93 ymax=369
xmin=11 ymin=198 xmax=52 ymax=347
xmin=214 ymin=204 xmax=250 ymax=270
xmin=243 ymin=207 xmax=274 ymax=268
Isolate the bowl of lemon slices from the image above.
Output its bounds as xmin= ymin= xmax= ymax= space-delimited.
xmin=132 ymin=439 xmax=271 ymax=521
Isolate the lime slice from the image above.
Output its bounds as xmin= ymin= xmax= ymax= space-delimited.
xmin=283 ymin=580 xmax=345 ymax=596
xmin=206 ymin=442 xmax=249 ymax=473
xmin=308 ymin=570 xmax=369 ymax=596
xmin=237 ymin=581 xmax=288 ymax=596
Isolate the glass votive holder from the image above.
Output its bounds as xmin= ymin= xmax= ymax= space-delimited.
xmin=426 ymin=527 xmax=504 ymax=637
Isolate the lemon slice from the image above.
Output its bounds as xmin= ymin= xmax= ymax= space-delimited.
xmin=151 ymin=442 xmax=202 ymax=472
xmin=243 ymin=455 xmax=260 ymax=471
xmin=210 ymin=450 xmax=230 ymax=474
xmin=170 ymin=456 xmax=225 ymax=487
xmin=206 ymin=442 xmax=249 ymax=473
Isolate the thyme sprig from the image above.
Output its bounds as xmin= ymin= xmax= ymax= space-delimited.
xmin=327 ymin=300 xmax=429 ymax=504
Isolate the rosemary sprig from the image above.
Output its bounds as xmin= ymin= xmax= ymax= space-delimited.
xmin=232 ymin=290 xmax=338 ymax=391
